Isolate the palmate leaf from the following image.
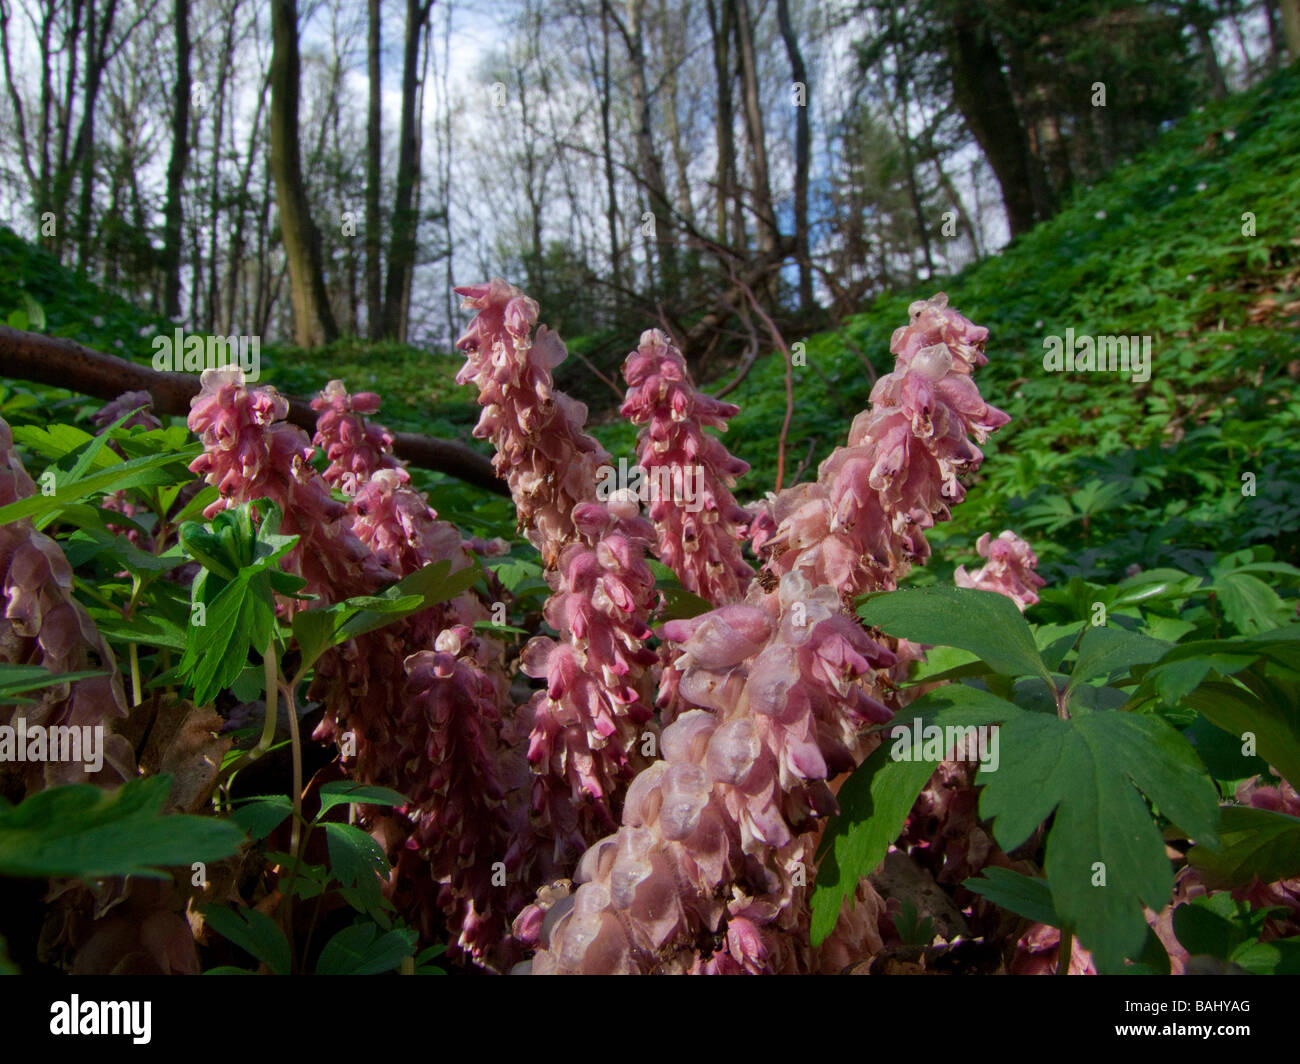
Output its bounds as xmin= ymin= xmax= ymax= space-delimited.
xmin=0 ymin=663 xmax=109 ymax=701
xmin=964 ymin=867 xmax=1060 ymax=927
xmin=315 ymin=922 xmax=416 ymax=976
xmin=200 ymin=905 xmax=291 ymax=975
xmin=291 ymin=559 xmax=482 ymax=677
xmin=0 ymin=449 xmax=196 ymax=528
xmin=978 ymin=708 xmax=1220 ymax=973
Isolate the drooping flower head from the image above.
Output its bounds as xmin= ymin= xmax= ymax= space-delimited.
xmin=455 ymin=279 xmax=611 ymax=566
xmin=522 ymin=295 xmax=1009 ymax=974
xmin=620 ymin=329 xmax=753 ymax=605
xmin=311 ymin=379 xmax=399 ymax=495
xmin=954 ymin=530 xmax=1046 ymax=611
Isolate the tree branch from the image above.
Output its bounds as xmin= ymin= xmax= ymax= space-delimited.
xmin=0 ymin=324 xmax=508 ymax=496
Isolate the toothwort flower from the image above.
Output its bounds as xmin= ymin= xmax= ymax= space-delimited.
xmin=954 ymin=530 xmax=1046 ymax=611
xmin=524 ymin=295 xmax=1008 ymax=973
xmin=620 ymin=329 xmax=753 ymax=606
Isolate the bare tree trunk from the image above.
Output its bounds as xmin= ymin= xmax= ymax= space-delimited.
xmin=161 ymin=0 xmax=190 ymax=318
xmin=205 ymin=1 xmax=238 ymax=330
xmin=366 ymin=0 xmax=382 ymax=339
xmin=598 ymin=4 xmax=621 ymax=295
xmin=705 ymin=0 xmax=740 ymax=249
xmin=946 ymin=2 xmax=1051 ymax=237
xmin=1188 ymin=2 xmax=1228 ymax=100
xmin=776 ymin=0 xmax=811 ymax=310
xmin=382 ymin=0 xmax=433 ymax=341
xmin=735 ymin=0 xmax=778 ymax=256
xmin=611 ymin=0 xmax=677 ymax=297
xmin=1282 ymin=0 xmax=1300 ymax=60
xmin=269 ymin=0 xmax=339 ymax=346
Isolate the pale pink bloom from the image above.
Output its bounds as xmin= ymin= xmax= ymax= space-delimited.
xmin=525 ymin=295 xmax=1009 ymax=974
xmin=954 ymin=530 xmax=1046 ymax=610
xmin=311 ymin=379 xmax=398 ymax=494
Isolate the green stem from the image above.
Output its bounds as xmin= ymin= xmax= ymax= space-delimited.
xmin=1057 ymin=927 xmax=1073 ymax=975
xmin=283 ymin=678 xmax=303 ymax=859
xmin=128 ymin=643 xmax=142 ymax=706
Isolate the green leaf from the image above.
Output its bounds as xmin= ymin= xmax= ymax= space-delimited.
xmin=314 ymin=922 xmax=416 ymax=976
xmin=0 ymin=776 xmax=246 ymax=879
xmin=293 ymin=560 xmax=479 ymax=676
xmin=229 ymin=797 xmax=294 ymax=842
xmin=93 ymin=610 xmax=189 ymax=651
xmin=810 ymin=684 xmax=1013 ymax=946
xmin=656 ymin=585 xmax=715 ymax=622
xmin=0 ymin=449 xmax=196 ymax=527
xmin=316 ymin=781 xmax=409 ymax=817
xmin=1067 ymin=626 xmax=1170 ymax=693
xmin=858 ymin=586 xmax=1051 ymax=683
xmin=1181 ymin=671 xmax=1300 ymax=791
xmin=0 ymin=664 xmax=108 ymax=701
xmin=1215 ymin=572 xmax=1290 ymax=635
xmin=1186 ymin=805 xmax=1300 ymax=889
xmin=978 ymin=710 xmax=1220 ymax=973
xmin=963 ymin=867 xmax=1059 ymax=927
xmin=182 ymin=571 xmax=263 ymax=705
xmin=322 ymin=821 xmax=390 ymax=918
xmin=199 ymin=905 xmax=291 ymax=975
xmin=1229 ymin=937 xmax=1300 ymax=974
xmin=1173 ymin=901 xmax=1243 ymax=960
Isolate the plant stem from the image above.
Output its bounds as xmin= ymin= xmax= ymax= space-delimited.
xmin=128 ymin=643 xmax=142 ymax=706
xmin=283 ymin=677 xmax=303 ymax=859
xmin=1057 ymin=927 xmax=1073 ymax=975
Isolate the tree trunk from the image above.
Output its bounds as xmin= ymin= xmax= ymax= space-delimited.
xmin=776 ymin=0 xmax=811 ymax=310
xmin=1188 ymin=2 xmax=1228 ymax=100
xmin=615 ymin=0 xmax=677 ymax=297
xmin=381 ymin=0 xmax=432 ymax=342
xmin=1282 ymin=0 xmax=1300 ymax=60
xmin=705 ymin=0 xmax=741 ymax=249
xmin=269 ymin=0 xmax=338 ymax=346
xmin=161 ymin=0 xmax=190 ymax=319
xmin=366 ymin=0 xmax=382 ymax=339
xmin=599 ymin=5 xmax=621 ymax=295
xmin=946 ymin=3 xmax=1051 ymax=237
xmin=734 ymin=0 xmax=778 ymax=255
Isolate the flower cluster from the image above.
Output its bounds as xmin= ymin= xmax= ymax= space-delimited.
xmin=455 ymin=280 xmax=611 ymax=566
xmin=519 ymin=571 xmax=896 ymax=973
xmin=520 ymin=494 xmax=660 ymax=862
xmin=756 ymin=294 xmax=1010 ymax=598
xmin=954 ymin=530 xmax=1046 ymax=611
xmin=187 ymin=367 xmax=382 ymax=600
xmin=522 ymin=294 xmax=1007 ymax=973
xmin=0 ymin=416 xmax=133 ymax=795
xmin=620 ymin=329 xmax=753 ymax=605
xmin=310 ymin=379 xmax=399 ymax=494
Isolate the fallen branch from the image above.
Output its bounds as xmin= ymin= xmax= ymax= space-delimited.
xmin=0 ymin=324 xmax=508 ymax=496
